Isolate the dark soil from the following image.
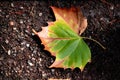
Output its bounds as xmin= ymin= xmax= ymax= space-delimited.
xmin=0 ymin=0 xmax=120 ymax=80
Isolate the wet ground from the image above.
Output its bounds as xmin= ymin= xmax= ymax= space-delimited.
xmin=0 ymin=0 xmax=120 ymax=80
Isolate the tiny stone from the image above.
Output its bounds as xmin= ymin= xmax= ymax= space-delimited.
xmin=29 ymin=62 xmax=34 ymax=66
xmin=42 ymin=72 xmax=47 ymax=78
xmin=39 ymin=13 xmax=42 ymax=16
xmin=20 ymin=6 xmax=24 ymax=9
xmin=20 ymin=32 xmax=24 ymax=36
xmin=28 ymin=60 xmax=34 ymax=66
xmin=13 ymin=27 xmax=17 ymax=30
xmin=13 ymin=53 xmax=16 ymax=57
xmin=15 ymin=70 xmax=17 ymax=73
xmin=6 ymin=15 xmax=9 ymax=18
xmin=25 ymin=30 xmax=29 ymax=33
xmin=8 ymin=50 xmax=11 ymax=55
xmin=33 ymin=50 xmax=37 ymax=54
xmin=100 ymin=27 xmax=103 ymax=31
xmin=9 ymin=21 xmax=14 ymax=26
xmin=31 ymin=33 xmax=35 ymax=36
xmin=21 ymin=47 xmax=24 ymax=51
xmin=21 ymin=41 xmax=26 ymax=45
xmin=27 ymin=19 xmax=31 ymax=23
xmin=11 ymin=3 xmax=14 ymax=7
xmin=32 ymin=57 xmax=35 ymax=61
xmin=39 ymin=64 xmax=42 ymax=67
xmin=30 ymin=47 xmax=33 ymax=51
xmin=26 ymin=44 xmax=30 ymax=47
xmin=0 ymin=57 xmax=3 ymax=60
xmin=110 ymin=6 xmax=114 ymax=10
xmin=31 ymin=53 xmax=34 ymax=57
xmin=39 ymin=58 xmax=42 ymax=61
xmin=103 ymin=39 xmax=106 ymax=42
xmin=100 ymin=17 xmax=103 ymax=21
xmin=5 ymin=39 xmax=9 ymax=44
xmin=51 ymin=69 xmax=55 ymax=72
xmin=51 ymin=59 xmax=54 ymax=63
xmin=20 ymin=20 xmax=23 ymax=24
xmin=21 ymin=65 xmax=24 ymax=68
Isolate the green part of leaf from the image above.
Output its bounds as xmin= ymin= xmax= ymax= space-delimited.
xmin=49 ymin=20 xmax=79 ymax=38
xmin=47 ymin=19 xmax=91 ymax=69
xmin=63 ymin=39 xmax=91 ymax=68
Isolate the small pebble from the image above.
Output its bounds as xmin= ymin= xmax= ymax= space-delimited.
xmin=31 ymin=33 xmax=35 ymax=36
xmin=39 ymin=58 xmax=42 ymax=61
xmin=5 ymin=39 xmax=9 ymax=44
xmin=100 ymin=17 xmax=104 ymax=21
xmin=25 ymin=30 xmax=29 ymax=33
xmin=42 ymin=72 xmax=47 ymax=78
xmin=21 ymin=41 xmax=26 ymax=45
xmin=26 ymin=44 xmax=30 ymax=47
xmin=51 ymin=59 xmax=54 ymax=63
xmin=28 ymin=60 xmax=34 ymax=66
xmin=32 ymin=57 xmax=35 ymax=61
xmin=0 ymin=57 xmax=3 ymax=60
xmin=103 ymin=39 xmax=106 ymax=42
xmin=11 ymin=3 xmax=14 ymax=7
xmin=13 ymin=27 xmax=17 ymax=30
xmin=33 ymin=50 xmax=37 ymax=54
xmin=110 ymin=6 xmax=114 ymax=10
xmin=13 ymin=53 xmax=17 ymax=57
xmin=9 ymin=21 xmax=14 ymax=26
xmin=31 ymin=53 xmax=34 ymax=57
xmin=20 ymin=6 xmax=24 ymax=9
xmin=8 ymin=50 xmax=11 ymax=55
xmin=29 ymin=62 xmax=34 ymax=66
xmin=39 ymin=64 xmax=42 ymax=67
xmin=20 ymin=20 xmax=23 ymax=24
xmin=51 ymin=69 xmax=55 ymax=73
xmin=38 ymin=58 xmax=42 ymax=64
xmin=100 ymin=27 xmax=103 ymax=31
xmin=21 ymin=47 xmax=24 ymax=51
xmin=6 ymin=15 xmax=9 ymax=18
xmin=39 ymin=13 xmax=42 ymax=16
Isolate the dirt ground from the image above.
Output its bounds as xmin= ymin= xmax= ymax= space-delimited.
xmin=0 ymin=0 xmax=120 ymax=80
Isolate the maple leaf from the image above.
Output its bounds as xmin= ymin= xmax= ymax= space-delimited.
xmin=33 ymin=6 xmax=91 ymax=70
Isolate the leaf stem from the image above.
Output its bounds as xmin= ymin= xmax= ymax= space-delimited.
xmin=81 ymin=37 xmax=106 ymax=50
xmin=32 ymin=29 xmax=37 ymax=34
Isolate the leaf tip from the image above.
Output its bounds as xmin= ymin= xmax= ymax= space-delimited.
xmin=49 ymin=60 xmax=64 ymax=68
xmin=88 ymin=59 xmax=91 ymax=63
xmin=47 ymin=22 xmax=54 ymax=26
xmin=80 ymin=66 xmax=84 ymax=71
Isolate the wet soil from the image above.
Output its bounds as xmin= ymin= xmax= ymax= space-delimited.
xmin=0 ymin=0 xmax=120 ymax=80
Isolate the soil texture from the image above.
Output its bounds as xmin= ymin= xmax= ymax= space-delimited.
xmin=0 ymin=0 xmax=120 ymax=80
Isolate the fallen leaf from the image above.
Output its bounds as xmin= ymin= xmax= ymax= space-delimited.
xmin=33 ymin=6 xmax=91 ymax=70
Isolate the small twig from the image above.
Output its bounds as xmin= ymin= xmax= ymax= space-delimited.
xmin=101 ymin=0 xmax=112 ymax=6
xmin=81 ymin=37 xmax=106 ymax=50
xmin=30 ymin=1 xmax=37 ymax=17
xmin=1 ymin=45 xmax=8 ymax=53
xmin=109 ymin=19 xmax=117 ymax=25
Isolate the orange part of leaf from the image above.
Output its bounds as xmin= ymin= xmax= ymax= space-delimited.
xmin=51 ymin=6 xmax=87 ymax=35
